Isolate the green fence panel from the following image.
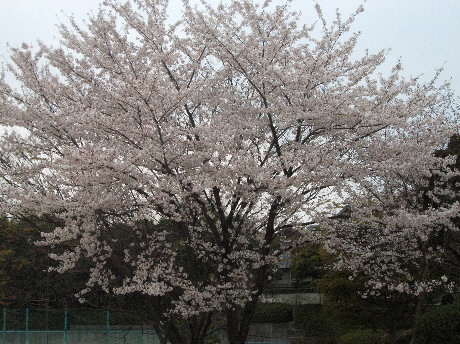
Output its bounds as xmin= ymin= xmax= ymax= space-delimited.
xmin=0 ymin=309 xmax=158 ymax=344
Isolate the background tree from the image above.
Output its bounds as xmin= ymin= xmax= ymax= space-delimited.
xmin=0 ymin=216 xmax=47 ymax=307
xmin=0 ymin=215 xmax=116 ymax=309
xmin=431 ymin=134 xmax=460 ymax=286
xmin=412 ymin=300 xmax=460 ymax=344
xmin=321 ymin=134 xmax=460 ymax=344
xmin=0 ymin=216 xmax=63 ymax=308
xmin=290 ymin=242 xmax=331 ymax=289
xmin=0 ymin=1 xmax=457 ymax=344
xmin=291 ymin=243 xmax=415 ymax=343
xmin=316 ymin=271 xmax=416 ymax=344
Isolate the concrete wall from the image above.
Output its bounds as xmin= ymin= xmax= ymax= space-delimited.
xmin=262 ymin=293 xmax=322 ymax=305
xmin=246 ymin=322 xmax=314 ymax=344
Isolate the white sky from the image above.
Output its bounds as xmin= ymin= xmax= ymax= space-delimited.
xmin=0 ymin=0 xmax=459 ymax=96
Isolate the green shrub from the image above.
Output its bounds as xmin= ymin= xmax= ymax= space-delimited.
xmin=395 ymin=330 xmax=412 ymax=344
xmin=338 ymin=329 xmax=386 ymax=344
xmin=252 ymin=303 xmax=293 ymax=323
xmin=293 ymin=304 xmax=334 ymax=337
xmin=412 ymin=301 xmax=460 ymax=344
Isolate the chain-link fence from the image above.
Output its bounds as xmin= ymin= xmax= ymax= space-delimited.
xmin=1 ymin=308 xmax=160 ymax=344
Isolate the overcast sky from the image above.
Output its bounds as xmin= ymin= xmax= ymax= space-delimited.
xmin=0 ymin=0 xmax=459 ymax=96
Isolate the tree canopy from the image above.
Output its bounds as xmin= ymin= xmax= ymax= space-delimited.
xmin=0 ymin=1 xmax=458 ymax=344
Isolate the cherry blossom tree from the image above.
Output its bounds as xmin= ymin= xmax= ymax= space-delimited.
xmin=320 ymin=134 xmax=460 ymax=342
xmin=0 ymin=0 xmax=457 ymax=344
xmin=321 ymin=165 xmax=460 ymax=298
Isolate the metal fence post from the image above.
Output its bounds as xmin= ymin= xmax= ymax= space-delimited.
xmin=2 ymin=308 xmax=6 ymax=344
xmin=64 ymin=310 xmax=68 ymax=344
xmin=25 ymin=308 xmax=29 ymax=344
xmin=106 ymin=310 xmax=110 ymax=344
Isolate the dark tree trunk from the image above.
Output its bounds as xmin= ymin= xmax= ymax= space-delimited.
xmin=409 ymin=292 xmax=426 ymax=344
xmin=225 ymin=201 xmax=279 ymax=344
xmin=225 ymin=266 xmax=269 ymax=344
xmin=146 ymin=297 xmax=214 ymax=344
xmin=226 ymin=296 xmax=260 ymax=344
